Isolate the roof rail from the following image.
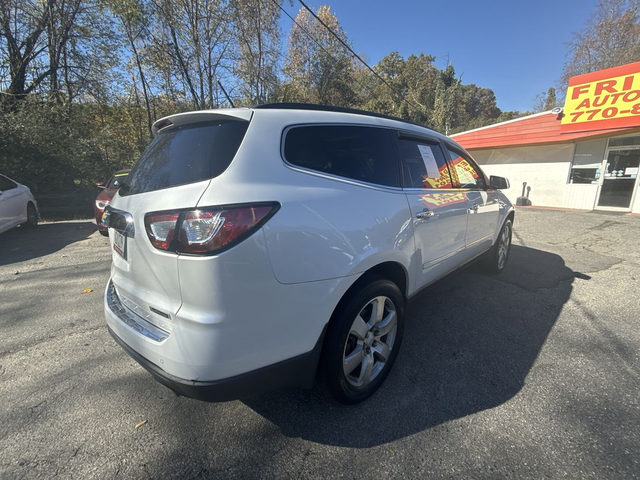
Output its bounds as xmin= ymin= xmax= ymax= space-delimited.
xmin=253 ymin=102 xmax=435 ymax=132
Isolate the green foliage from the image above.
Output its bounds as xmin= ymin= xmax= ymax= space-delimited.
xmin=0 ymin=99 xmax=145 ymax=192
xmin=562 ymin=0 xmax=640 ymax=93
xmin=545 ymin=88 xmax=557 ymax=111
xmin=281 ymin=6 xmax=357 ymax=106
xmin=532 ymin=87 xmax=558 ymax=113
xmin=0 ymin=0 xmax=530 ymax=197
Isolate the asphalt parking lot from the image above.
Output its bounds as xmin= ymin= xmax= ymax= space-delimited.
xmin=1 ymin=209 xmax=639 ymax=479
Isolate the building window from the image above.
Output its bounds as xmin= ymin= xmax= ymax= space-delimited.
xmin=568 ymin=139 xmax=607 ymax=184
xmin=608 ymin=135 xmax=640 ymax=147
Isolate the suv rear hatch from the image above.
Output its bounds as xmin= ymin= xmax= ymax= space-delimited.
xmin=107 ymin=110 xmax=252 ymax=335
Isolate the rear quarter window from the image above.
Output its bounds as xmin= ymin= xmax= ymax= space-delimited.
xmin=121 ymin=120 xmax=248 ymax=196
xmin=0 ymin=175 xmax=18 ymax=191
xmin=284 ymin=125 xmax=400 ymax=188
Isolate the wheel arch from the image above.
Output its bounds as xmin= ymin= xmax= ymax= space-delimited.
xmin=360 ymin=261 xmax=408 ymax=299
xmin=493 ymin=209 xmax=515 ymax=245
xmin=326 ymin=261 xmax=409 ymax=333
xmin=24 ymin=201 xmax=39 ymax=228
xmin=506 ymin=209 xmax=515 ymax=224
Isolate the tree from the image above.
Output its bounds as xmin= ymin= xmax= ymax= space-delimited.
xmin=0 ymin=0 xmax=117 ymax=101
xmin=0 ymin=0 xmax=53 ymax=97
xmin=109 ymin=0 xmax=154 ymax=137
xmin=545 ymin=87 xmax=557 ymax=110
xmin=533 ymin=87 xmax=558 ymax=112
xmin=281 ymin=5 xmax=356 ymax=106
xmin=457 ymin=84 xmax=502 ymax=130
xmin=232 ymin=0 xmax=282 ymax=105
xmin=147 ymin=0 xmax=235 ymax=110
xmin=0 ymin=0 xmax=522 ymax=199
xmin=561 ymin=0 xmax=640 ymax=89
xmin=432 ymin=64 xmax=461 ymax=133
xmin=360 ymin=52 xmax=436 ymax=125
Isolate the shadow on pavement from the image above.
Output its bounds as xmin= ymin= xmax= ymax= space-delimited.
xmin=0 ymin=222 xmax=96 ymax=267
xmin=96 ymin=244 xmax=579 ymax=458
xmin=239 ymin=244 xmax=578 ymax=447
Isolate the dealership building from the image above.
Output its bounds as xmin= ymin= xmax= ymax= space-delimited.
xmin=452 ymin=62 xmax=640 ymax=214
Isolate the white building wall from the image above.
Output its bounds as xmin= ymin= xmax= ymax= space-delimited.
xmin=471 ymin=144 xmax=598 ymax=210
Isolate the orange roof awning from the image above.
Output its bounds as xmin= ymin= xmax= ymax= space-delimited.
xmin=451 ymin=111 xmax=640 ymax=150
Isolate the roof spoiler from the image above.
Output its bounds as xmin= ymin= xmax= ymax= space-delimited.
xmin=151 ymin=109 xmax=253 ymax=135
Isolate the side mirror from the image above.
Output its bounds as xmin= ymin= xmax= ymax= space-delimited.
xmin=490 ymin=175 xmax=510 ymax=190
xmin=95 ymin=182 xmax=106 ymax=189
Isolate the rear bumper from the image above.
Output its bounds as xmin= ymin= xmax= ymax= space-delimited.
xmin=108 ymin=325 xmax=325 ymax=402
xmin=103 ymin=227 xmax=353 ymax=400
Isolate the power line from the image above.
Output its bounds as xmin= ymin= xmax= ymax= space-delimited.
xmin=297 ymin=0 xmax=422 ymax=111
xmin=217 ymin=81 xmax=235 ymax=108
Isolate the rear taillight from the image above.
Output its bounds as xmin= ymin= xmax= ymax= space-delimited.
xmin=144 ymin=212 xmax=180 ymax=251
xmin=144 ymin=203 xmax=279 ymax=255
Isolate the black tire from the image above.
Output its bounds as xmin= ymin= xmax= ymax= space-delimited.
xmin=99 ymin=229 xmax=109 ymax=237
xmin=319 ymin=276 xmax=405 ymax=404
xmin=23 ymin=202 xmax=38 ymax=229
xmin=482 ymin=218 xmax=512 ymax=274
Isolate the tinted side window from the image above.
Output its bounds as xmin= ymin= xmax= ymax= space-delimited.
xmin=0 ymin=175 xmax=18 ymax=191
xmin=398 ymin=139 xmax=452 ymax=189
xmin=446 ymin=147 xmax=487 ymax=189
xmin=122 ymin=121 xmax=249 ymax=196
xmin=284 ymin=126 xmax=400 ymax=187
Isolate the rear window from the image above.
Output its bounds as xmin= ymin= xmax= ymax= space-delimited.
xmin=0 ymin=175 xmax=18 ymax=191
xmin=107 ymin=172 xmax=129 ymax=189
xmin=121 ymin=120 xmax=248 ymax=196
xmin=284 ymin=125 xmax=400 ymax=187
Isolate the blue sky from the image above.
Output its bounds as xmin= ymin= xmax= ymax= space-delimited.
xmin=280 ymin=0 xmax=600 ymax=112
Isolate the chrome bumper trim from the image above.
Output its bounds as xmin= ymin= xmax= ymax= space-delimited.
xmin=107 ymin=282 xmax=169 ymax=342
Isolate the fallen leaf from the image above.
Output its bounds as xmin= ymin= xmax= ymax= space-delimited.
xmin=81 ymin=288 xmax=93 ymax=294
xmin=453 ymin=350 xmax=465 ymax=358
xmin=135 ymin=420 xmax=147 ymax=429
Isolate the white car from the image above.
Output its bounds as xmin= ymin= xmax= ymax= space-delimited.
xmin=0 ymin=174 xmax=38 ymax=234
xmin=104 ymin=104 xmax=514 ymax=404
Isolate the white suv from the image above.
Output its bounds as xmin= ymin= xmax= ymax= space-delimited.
xmin=104 ymin=104 xmax=514 ymax=404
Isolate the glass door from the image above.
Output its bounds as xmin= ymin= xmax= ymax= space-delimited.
xmin=596 ymin=148 xmax=640 ymax=209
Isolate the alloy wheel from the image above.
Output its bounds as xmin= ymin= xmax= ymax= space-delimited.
xmin=498 ymin=223 xmax=511 ymax=270
xmin=342 ymin=296 xmax=398 ymax=388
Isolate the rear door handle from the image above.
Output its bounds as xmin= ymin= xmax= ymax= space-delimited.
xmin=416 ymin=210 xmax=434 ymax=219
